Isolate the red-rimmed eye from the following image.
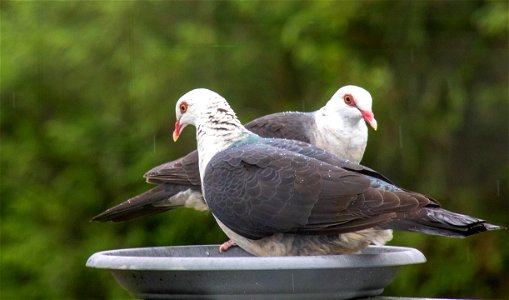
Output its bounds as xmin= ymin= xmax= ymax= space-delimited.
xmin=343 ymin=94 xmax=354 ymax=106
xmin=180 ymin=102 xmax=188 ymax=113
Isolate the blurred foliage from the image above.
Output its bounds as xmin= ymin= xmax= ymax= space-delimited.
xmin=1 ymin=1 xmax=508 ymax=299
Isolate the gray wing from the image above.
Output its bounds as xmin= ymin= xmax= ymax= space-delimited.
xmin=144 ymin=150 xmax=201 ymax=186
xmin=262 ymin=138 xmax=394 ymax=184
xmin=203 ymin=143 xmax=428 ymax=240
xmin=245 ymin=112 xmax=315 ymax=142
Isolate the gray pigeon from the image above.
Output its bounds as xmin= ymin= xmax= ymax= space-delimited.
xmin=172 ymin=88 xmax=501 ymax=256
xmin=93 ymin=85 xmax=379 ymax=222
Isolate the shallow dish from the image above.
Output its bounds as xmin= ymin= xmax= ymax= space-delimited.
xmin=86 ymin=245 xmax=426 ymax=299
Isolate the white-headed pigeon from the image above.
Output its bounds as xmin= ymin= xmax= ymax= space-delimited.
xmin=171 ymin=88 xmax=501 ymax=256
xmin=93 ymin=85 xmax=380 ymax=222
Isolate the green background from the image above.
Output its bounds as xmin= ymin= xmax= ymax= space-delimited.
xmin=1 ymin=1 xmax=508 ymax=299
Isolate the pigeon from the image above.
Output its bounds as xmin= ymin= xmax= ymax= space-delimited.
xmin=172 ymin=88 xmax=501 ymax=256
xmin=92 ymin=85 xmax=379 ymax=222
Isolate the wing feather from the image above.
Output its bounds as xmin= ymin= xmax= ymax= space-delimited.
xmin=203 ymin=143 xmax=424 ymax=240
xmin=144 ymin=150 xmax=201 ymax=186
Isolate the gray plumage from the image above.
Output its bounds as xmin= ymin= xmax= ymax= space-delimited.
xmin=203 ymin=138 xmax=497 ymax=242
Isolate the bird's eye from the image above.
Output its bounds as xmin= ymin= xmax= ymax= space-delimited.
xmin=180 ymin=102 xmax=188 ymax=113
xmin=343 ymin=94 xmax=354 ymax=106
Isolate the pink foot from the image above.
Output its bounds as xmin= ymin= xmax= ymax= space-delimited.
xmin=219 ymin=239 xmax=236 ymax=252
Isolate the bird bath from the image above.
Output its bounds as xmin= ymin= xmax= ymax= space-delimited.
xmin=86 ymin=245 xmax=425 ymax=299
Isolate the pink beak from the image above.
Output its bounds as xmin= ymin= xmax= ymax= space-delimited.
xmin=173 ymin=120 xmax=181 ymax=142
xmin=361 ymin=111 xmax=378 ymax=131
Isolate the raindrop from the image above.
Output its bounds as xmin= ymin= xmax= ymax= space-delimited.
xmin=153 ymin=135 xmax=156 ymax=153
xmin=12 ymin=92 xmax=16 ymax=108
xmin=496 ymin=179 xmax=500 ymax=198
xmin=398 ymin=124 xmax=403 ymax=149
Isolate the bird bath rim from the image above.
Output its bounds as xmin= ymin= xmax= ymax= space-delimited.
xmin=86 ymin=244 xmax=426 ymax=271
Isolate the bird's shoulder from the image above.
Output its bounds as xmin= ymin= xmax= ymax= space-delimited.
xmin=245 ymin=112 xmax=315 ymax=142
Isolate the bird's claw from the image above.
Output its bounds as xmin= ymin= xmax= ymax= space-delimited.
xmin=219 ymin=240 xmax=236 ymax=253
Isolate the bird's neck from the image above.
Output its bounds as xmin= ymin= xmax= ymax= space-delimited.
xmin=195 ymin=117 xmax=252 ymax=180
xmin=313 ymin=109 xmax=368 ymax=163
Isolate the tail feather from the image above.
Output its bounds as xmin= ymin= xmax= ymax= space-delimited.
xmin=386 ymin=207 xmax=503 ymax=238
xmin=91 ymin=184 xmax=203 ymax=222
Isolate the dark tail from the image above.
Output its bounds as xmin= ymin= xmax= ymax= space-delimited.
xmin=386 ymin=207 xmax=503 ymax=238
xmin=91 ymin=184 xmax=203 ymax=222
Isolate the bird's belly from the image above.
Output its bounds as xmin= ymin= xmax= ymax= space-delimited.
xmin=215 ymin=217 xmax=393 ymax=256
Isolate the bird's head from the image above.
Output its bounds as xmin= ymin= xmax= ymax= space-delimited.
xmin=173 ymin=88 xmax=237 ymax=141
xmin=323 ymin=85 xmax=377 ymax=130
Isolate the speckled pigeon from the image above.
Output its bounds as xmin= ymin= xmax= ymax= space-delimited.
xmin=171 ymin=88 xmax=501 ymax=256
xmin=92 ymin=85 xmax=379 ymax=222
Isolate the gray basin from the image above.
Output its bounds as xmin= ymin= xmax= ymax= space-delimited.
xmin=86 ymin=245 xmax=426 ymax=299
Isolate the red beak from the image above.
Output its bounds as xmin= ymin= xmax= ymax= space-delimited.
xmin=361 ymin=111 xmax=378 ymax=131
xmin=173 ymin=120 xmax=181 ymax=142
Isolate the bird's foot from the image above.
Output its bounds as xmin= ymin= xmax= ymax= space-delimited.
xmin=219 ymin=239 xmax=236 ymax=253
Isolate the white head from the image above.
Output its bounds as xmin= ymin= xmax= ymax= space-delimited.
xmin=173 ymin=88 xmax=248 ymax=178
xmin=322 ymin=85 xmax=377 ymax=130
xmin=172 ymin=88 xmax=241 ymax=141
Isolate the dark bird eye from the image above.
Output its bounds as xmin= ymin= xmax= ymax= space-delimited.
xmin=343 ymin=94 xmax=354 ymax=106
xmin=180 ymin=102 xmax=188 ymax=113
